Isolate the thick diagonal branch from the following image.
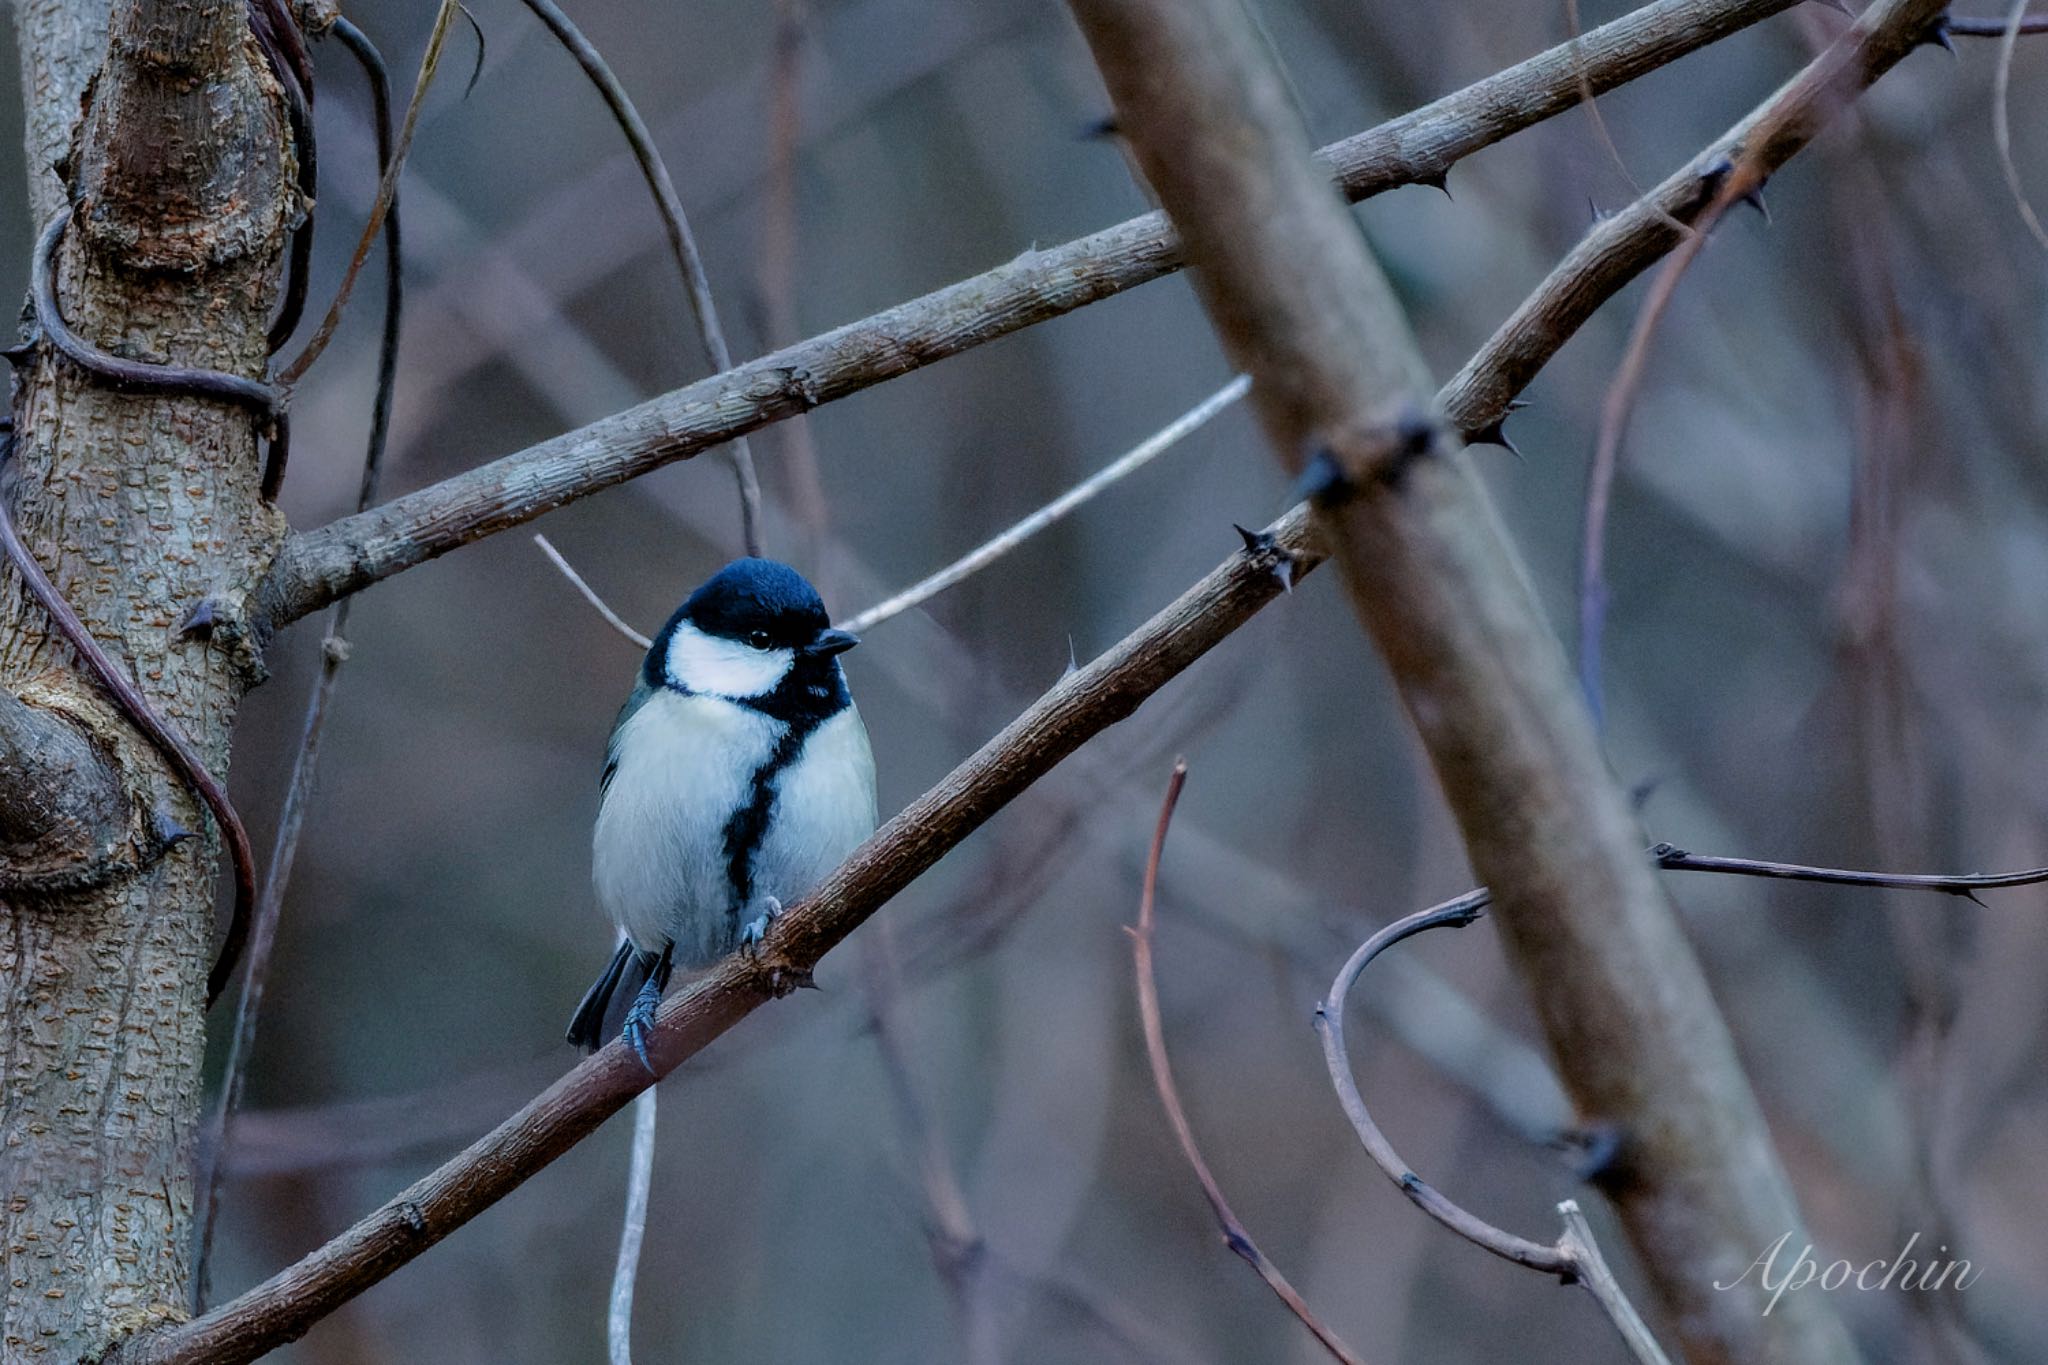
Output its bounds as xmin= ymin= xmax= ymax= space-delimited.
xmin=1061 ymin=0 xmax=1940 ymax=1360
xmin=260 ymin=0 xmax=1802 ymax=625
xmin=113 ymin=501 xmax=1325 ymax=1365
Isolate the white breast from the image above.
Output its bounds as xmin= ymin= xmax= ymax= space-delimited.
xmin=591 ymin=689 xmax=784 ymax=964
xmin=753 ymin=705 xmax=878 ymax=906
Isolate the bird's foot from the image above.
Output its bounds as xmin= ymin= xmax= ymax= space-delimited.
xmin=739 ymin=897 xmax=784 ymax=955
xmin=620 ymin=976 xmax=666 ymax=1074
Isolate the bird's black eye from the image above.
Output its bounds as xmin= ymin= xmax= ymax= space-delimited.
xmin=746 ymin=629 xmax=772 ymax=650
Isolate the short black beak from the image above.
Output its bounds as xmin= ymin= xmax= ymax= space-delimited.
xmin=808 ymin=627 xmax=860 ymax=657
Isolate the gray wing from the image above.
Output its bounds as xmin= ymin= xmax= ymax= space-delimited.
xmin=600 ymin=677 xmax=658 ymax=798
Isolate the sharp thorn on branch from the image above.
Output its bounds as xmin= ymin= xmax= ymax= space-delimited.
xmin=1739 ymin=186 xmax=1770 ymax=222
xmin=1919 ymin=16 xmax=1957 ymax=53
xmin=1232 ymin=523 xmax=1296 ymax=592
xmin=1463 ymin=419 xmax=1522 ymax=460
xmin=1416 ymin=169 xmax=1452 ymax=199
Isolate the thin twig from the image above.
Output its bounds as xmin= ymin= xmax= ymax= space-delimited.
xmin=1313 ymin=894 xmax=1674 ymax=1365
xmin=1130 ymin=762 xmax=1368 ymax=1365
xmin=516 ymin=0 xmax=764 ymax=556
xmin=533 ymin=534 xmax=652 ymax=649
xmin=1652 ymin=842 xmax=2048 ymax=897
xmin=842 ymin=376 xmax=1250 ymax=634
xmin=531 ymin=376 xmax=1249 ymax=646
xmin=608 ymin=1087 xmax=656 ymax=1365
xmin=1577 ymin=178 xmax=1744 ymax=721
xmin=276 ymin=0 xmax=457 ymax=386
xmin=1564 ymin=0 xmax=1693 ymax=238
xmin=1990 ymin=0 xmax=2048 ymax=250
xmin=861 ymin=925 xmax=999 ymax=1365
xmin=759 ymin=0 xmax=832 ymax=558
xmin=195 ymin=12 xmax=408 ymax=1300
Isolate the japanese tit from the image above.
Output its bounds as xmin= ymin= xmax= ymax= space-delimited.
xmin=566 ymin=558 xmax=878 ymax=1066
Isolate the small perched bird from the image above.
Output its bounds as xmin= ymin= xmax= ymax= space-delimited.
xmin=566 ymin=558 xmax=877 ymax=1067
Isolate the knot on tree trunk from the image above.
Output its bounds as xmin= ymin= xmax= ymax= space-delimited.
xmin=0 ymin=675 xmax=190 ymax=896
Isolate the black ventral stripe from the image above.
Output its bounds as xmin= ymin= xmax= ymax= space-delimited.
xmin=717 ymin=653 xmax=852 ymax=921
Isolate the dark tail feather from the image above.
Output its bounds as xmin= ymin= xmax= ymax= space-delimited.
xmin=567 ymin=941 xmax=652 ymax=1051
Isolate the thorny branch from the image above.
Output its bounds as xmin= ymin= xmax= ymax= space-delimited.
xmin=1131 ymin=763 xmax=1367 ymax=1365
xmin=262 ymin=0 xmax=1809 ymax=625
xmin=109 ymin=501 xmax=1328 ymax=1365
xmin=1314 ymin=893 xmax=1673 ymax=1365
xmin=78 ymin=0 xmax=2015 ymax=1355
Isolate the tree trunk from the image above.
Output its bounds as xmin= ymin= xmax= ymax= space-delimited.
xmin=2 ymin=0 xmax=294 ymax=1356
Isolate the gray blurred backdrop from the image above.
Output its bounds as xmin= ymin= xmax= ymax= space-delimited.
xmin=5 ymin=1 xmax=2047 ymax=1360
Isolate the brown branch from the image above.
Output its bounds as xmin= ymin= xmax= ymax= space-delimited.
xmin=109 ymin=497 xmax=1328 ymax=1365
xmin=1573 ymin=0 xmax=1949 ymax=717
xmin=1059 ymin=0 xmax=1941 ymax=1360
xmin=1131 ymin=763 xmax=1367 ymax=1365
xmin=1314 ymin=893 xmax=1673 ymax=1365
xmin=260 ymin=0 xmax=1805 ymax=626
xmin=1444 ymin=0 xmax=1951 ymax=436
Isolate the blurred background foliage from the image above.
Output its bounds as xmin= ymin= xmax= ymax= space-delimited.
xmin=6 ymin=0 xmax=2047 ymax=1360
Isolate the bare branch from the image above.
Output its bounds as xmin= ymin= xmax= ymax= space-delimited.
xmin=607 ymin=1088 xmax=656 ymax=1365
xmin=1313 ymin=893 xmax=1673 ymax=1365
xmin=1444 ymin=0 xmax=1953 ymax=436
xmin=261 ymin=0 xmax=1805 ymax=626
xmin=110 ymin=497 xmax=1328 ymax=1365
xmin=1061 ymin=0 xmax=1942 ymax=1359
xmin=275 ymin=0 xmax=457 ymax=386
xmin=1990 ymin=0 xmax=2048 ymax=251
xmin=514 ymin=0 xmax=764 ymax=555
xmin=842 ymin=376 xmax=1250 ymax=634
xmin=533 ymin=534 xmax=653 ymax=650
xmin=1132 ymin=763 xmax=1367 ymax=1365
xmin=1652 ymin=842 xmax=2048 ymax=897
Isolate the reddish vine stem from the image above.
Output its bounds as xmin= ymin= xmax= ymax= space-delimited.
xmin=1131 ymin=762 xmax=1368 ymax=1365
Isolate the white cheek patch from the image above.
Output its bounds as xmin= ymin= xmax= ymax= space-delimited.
xmin=664 ymin=620 xmax=792 ymax=698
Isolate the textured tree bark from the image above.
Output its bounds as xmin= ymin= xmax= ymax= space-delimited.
xmin=1061 ymin=0 xmax=1933 ymax=1360
xmin=2 ymin=0 xmax=294 ymax=1356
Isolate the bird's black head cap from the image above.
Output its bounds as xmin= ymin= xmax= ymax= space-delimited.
xmin=678 ymin=557 xmax=830 ymax=647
